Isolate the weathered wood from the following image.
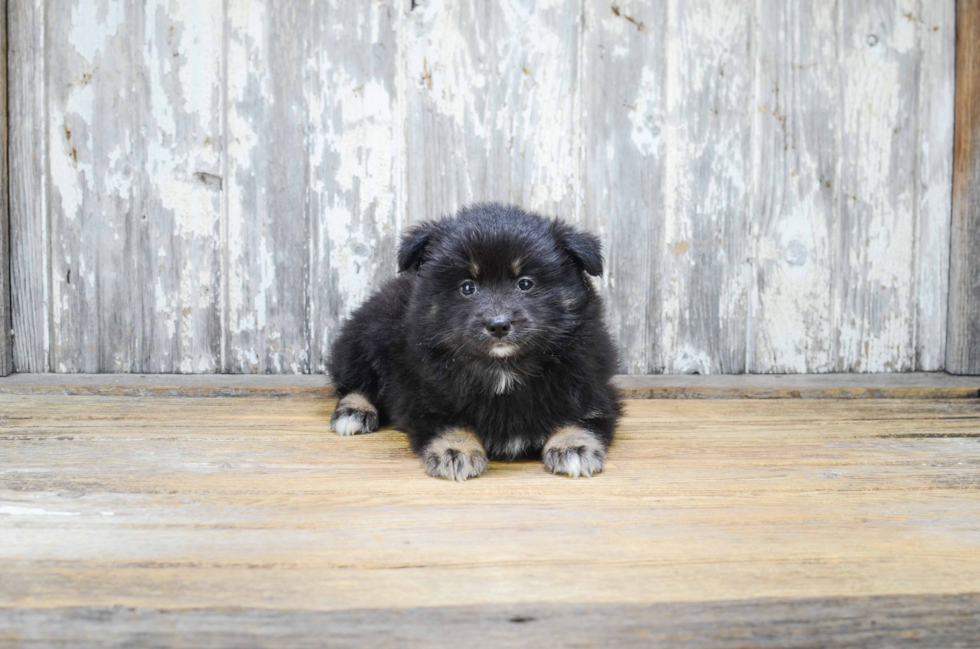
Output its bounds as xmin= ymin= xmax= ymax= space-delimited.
xmin=45 ymin=2 xmax=140 ymax=371
xmin=837 ymin=2 xmax=924 ymax=372
xmin=4 ymin=1 xmax=962 ymax=375
xmin=0 ymin=372 xmax=977 ymax=399
xmin=749 ymin=0 xmax=838 ymax=373
xmin=1 ymin=396 xmax=979 ymax=644
xmin=948 ymin=0 xmax=980 ymax=374
xmin=224 ymin=1 xmax=402 ymax=374
xmin=403 ymin=0 xmax=582 ymax=227
xmin=224 ymin=1 xmax=312 ymax=374
xmin=582 ymin=1 xmax=666 ymax=374
xmin=8 ymin=0 xmax=47 ymax=372
xmin=306 ymin=0 xmax=402 ymax=373
xmin=743 ymin=1 xmax=954 ymax=375
xmin=917 ymin=1 xmax=956 ymax=371
xmin=37 ymin=1 xmax=223 ymax=373
xmin=3 ymin=594 xmax=979 ymax=648
xmin=661 ymin=0 xmax=752 ymax=373
xmin=0 ymin=0 xmax=10 ymax=377
xmin=137 ymin=0 xmax=224 ymax=373
xmin=612 ymin=372 xmax=980 ymax=400
xmin=0 ymin=372 xmax=334 ymax=398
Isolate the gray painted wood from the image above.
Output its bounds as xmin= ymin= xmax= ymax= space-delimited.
xmin=837 ymin=2 xmax=923 ymax=372
xmin=26 ymin=1 xmax=224 ymax=373
xmin=306 ymin=0 xmax=402 ymax=374
xmin=917 ymin=0 xmax=956 ymax=371
xmin=3 ymin=595 xmax=979 ymax=648
xmin=225 ymin=1 xmax=312 ymax=374
xmin=0 ymin=0 xmax=9 ymax=377
xmin=582 ymin=1 xmax=666 ymax=374
xmin=5 ymin=0 xmax=963 ymax=375
xmin=948 ymin=0 xmax=980 ymax=375
xmin=224 ymin=1 xmax=401 ymax=374
xmin=660 ymin=0 xmax=753 ymax=374
xmin=45 ymin=1 xmax=140 ymax=372
xmin=136 ymin=1 xmax=224 ymax=373
xmin=403 ymin=0 xmax=582 ymax=233
xmin=8 ymin=0 xmax=47 ymax=372
xmin=749 ymin=0 xmax=839 ymax=374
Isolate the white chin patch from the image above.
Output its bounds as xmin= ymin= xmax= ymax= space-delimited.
xmin=489 ymin=344 xmax=517 ymax=358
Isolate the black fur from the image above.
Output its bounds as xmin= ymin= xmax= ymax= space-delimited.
xmin=328 ymin=203 xmax=623 ymax=473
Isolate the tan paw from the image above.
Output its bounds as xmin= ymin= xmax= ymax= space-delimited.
xmin=542 ymin=426 xmax=606 ymax=478
xmin=423 ymin=428 xmax=489 ymax=482
xmin=329 ymin=392 xmax=379 ymax=436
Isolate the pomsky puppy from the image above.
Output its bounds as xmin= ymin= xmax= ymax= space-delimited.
xmin=328 ymin=203 xmax=622 ymax=480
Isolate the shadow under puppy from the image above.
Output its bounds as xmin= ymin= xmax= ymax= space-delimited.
xmin=328 ymin=203 xmax=622 ymax=480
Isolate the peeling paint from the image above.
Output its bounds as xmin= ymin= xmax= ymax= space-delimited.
xmin=12 ymin=0 xmax=957 ymax=375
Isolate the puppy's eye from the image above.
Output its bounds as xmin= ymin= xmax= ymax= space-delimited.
xmin=517 ymin=278 xmax=534 ymax=291
xmin=460 ymin=281 xmax=477 ymax=296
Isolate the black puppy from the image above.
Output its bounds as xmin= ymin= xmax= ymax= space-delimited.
xmin=328 ymin=203 xmax=622 ymax=480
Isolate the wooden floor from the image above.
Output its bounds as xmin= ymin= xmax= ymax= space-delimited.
xmin=1 ymin=389 xmax=979 ymax=646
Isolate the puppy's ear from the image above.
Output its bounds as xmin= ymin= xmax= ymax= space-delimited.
xmin=554 ymin=222 xmax=604 ymax=276
xmin=398 ymin=223 xmax=433 ymax=272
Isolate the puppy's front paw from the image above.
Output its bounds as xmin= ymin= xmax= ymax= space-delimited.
xmin=423 ymin=428 xmax=488 ymax=482
xmin=543 ymin=426 xmax=606 ymax=478
xmin=330 ymin=392 xmax=380 ymax=436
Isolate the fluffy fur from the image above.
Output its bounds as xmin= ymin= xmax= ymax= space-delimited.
xmin=328 ymin=203 xmax=623 ymax=479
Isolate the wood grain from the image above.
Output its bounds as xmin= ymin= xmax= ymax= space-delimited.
xmin=949 ymin=0 xmax=980 ymax=374
xmin=838 ymin=1 xmax=942 ymax=372
xmin=4 ymin=0 xmax=963 ymax=375
xmin=917 ymin=0 xmax=956 ymax=371
xmin=45 ymin=1 xmax=139 ymax=371
xmin=137 ymin=0 xmax=224 ymax=373
xmin=0 ymin=0 xmax=10 ymax=377
xmin=306 ymin=0 xmax=402 ymax=374
xmin=8 ymin=0 xmax=47 ymax=372
xmin=661 ymin=0 xmax=752 ymax=374
xmin=582 ymin=1 xmax=666 ymax=374
xmin=224 ymin=0 xmax=312 ymax=374
xmin=1 ymin=395 xmax=979 ymax=643
xmin=749 ymin=0 xmax=838 ymax=374
xmin=403 ymin=0 xmax=582 ymax=229
xmin=3 ymin=595 xmax=979 ymax=648
xmin=1 ymin=372 xmax=978 ymax=399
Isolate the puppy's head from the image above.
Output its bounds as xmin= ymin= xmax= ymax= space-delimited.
xmin=399 ymin=204 xmax=603 ymax=363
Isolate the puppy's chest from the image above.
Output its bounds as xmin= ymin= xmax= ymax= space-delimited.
xmin=462 ymin=388 xmax=558 ymax=461
xmin=455 ymin=363 xmax=523 ymax=397
xmin=475 ymin=412 xmax=549 ymax=461
xmin=488 ymin=366 xmax=521 ymax=396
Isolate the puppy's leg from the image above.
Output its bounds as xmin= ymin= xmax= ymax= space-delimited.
xmin=329 ymin=392 xmax=380 ymax=436
xmin=422 ymin=428 xmax=489 ymax=482
xmin=542 ymin=426 xmax=607 ymax=478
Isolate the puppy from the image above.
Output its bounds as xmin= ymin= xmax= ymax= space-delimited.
xmin=328 ymin=203 xmax=622 ymax=480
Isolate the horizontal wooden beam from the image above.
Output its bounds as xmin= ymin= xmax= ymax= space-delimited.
xmin=0 ymin=373 xmax=976 ymax=399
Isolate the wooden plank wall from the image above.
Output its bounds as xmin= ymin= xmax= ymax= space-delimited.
xmin=0 ymin=0 xmax=8 ymax=376
xmin=6 ymin=0 xmax=958 ymax=375
xmin=949 ymin=0 xmax=980 ymax=375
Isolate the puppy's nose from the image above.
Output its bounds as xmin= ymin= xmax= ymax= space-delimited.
xmin=486 ymin=316 xmax=512 ymax=339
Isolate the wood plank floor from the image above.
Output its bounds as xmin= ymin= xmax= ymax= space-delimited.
xmin=1 ymin=394 xmax=979 ymax=646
